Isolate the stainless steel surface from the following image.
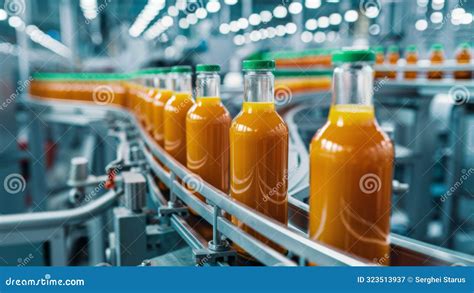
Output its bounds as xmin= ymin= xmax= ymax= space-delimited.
xmin=123 ymin=171 xmax=147 ymax=213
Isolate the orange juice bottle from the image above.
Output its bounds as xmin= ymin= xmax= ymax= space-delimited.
xmin=230 ymin=60 xmax=289 ymax=253
xmin=164 ymin=66 xmax=194 ymax=165
xmin=427 ymin=44 xmax=444 ymax=80
xmin=374 ymin=46 xmax=385 ymax=79
xmin=149 ymin=68 xmax=173 ymax=146
xmin=186 ymin=64 xmax=231 ymax=200
xmin=404 ymin=45 xmax=418 ymax=79
xmin=454 ymin=43 xmax=472 ymax=80
xmin=309 ymin=49 xmax=394 ymax=265
xmin=387 ymin=45 xmax=399 ymax=79
xmin=138 ymin=70 xmax=156 ymax=131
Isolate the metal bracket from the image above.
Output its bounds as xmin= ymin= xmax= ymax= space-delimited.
xmin=193 ymin=204 xmax=236 ymax=266
xmin=158 ymin=205 xmax=189 ymax=218
xmin=194 ymin=243 xmax=236 ymax=266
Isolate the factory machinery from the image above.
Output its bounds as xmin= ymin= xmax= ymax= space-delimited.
xmin=1 ymin=74 xmax=473 ymax=267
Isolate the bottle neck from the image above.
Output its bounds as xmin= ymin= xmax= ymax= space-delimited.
xmin=151 ymin=74 xmax=168 ymax=89
xmin=332 ymin=62 xmax=374 ymax=106
xmin=172 ymin=73 xmax=192 ymax=93
xmin=196 ymin=72 xmax=220 ymax=98
xmin=243 ymin=70 xmax=274 ymax=103
xmin=330 ymin=61 xmax=375 ymax=124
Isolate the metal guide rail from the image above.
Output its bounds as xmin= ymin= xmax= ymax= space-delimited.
xmin=21 ymin=95 xmax=474 ymax=267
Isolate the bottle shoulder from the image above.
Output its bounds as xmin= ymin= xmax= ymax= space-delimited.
xmin=311 ymin=121 xmax=393 ymax=151
xmin=187 ymin=103 xmax=231 ymax=122
xmin=231 ymin=110 xmax=288 ymax=134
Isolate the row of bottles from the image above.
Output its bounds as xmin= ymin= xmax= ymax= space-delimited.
xmin=374 ymin=43 xmax=472 ymax=80
xmin=30 ymin=49 xmax=393 ymax=265
xmin=126 ymin=62 xmax=288 ymax=253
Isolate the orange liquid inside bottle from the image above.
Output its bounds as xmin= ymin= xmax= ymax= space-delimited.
xmin=153 ymin=89 xmax=173 ymax=146
xmin=186 ymin=65 xmax=230 ymax=197
xmin=428 ymin=45 xmax=444 ymax=80
xmin=374 ymin=48 xmax=385 ymax=79
xmin=164 ymin=66 xmax=194 ymax=165
xmin=309 ymin=50 xmax=394 ymax=265
xmin=386 ymin=46 xmax=399 ymax=79
xmin=454 ymin=44 xmax=472 ymax=80
xmin=404 ymin=46 xmax=418 ymax=79
xmin=230 ymin=61 xmax=288 ymax=254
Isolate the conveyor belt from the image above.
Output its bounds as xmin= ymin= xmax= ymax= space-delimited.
xmin=19 ymin=95 xmax=474 ymax=266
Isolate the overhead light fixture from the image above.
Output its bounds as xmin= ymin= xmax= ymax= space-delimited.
xmin=8 ymin=16 xmax=23 ymax=28
xmin=80 ymin=0 xmax=98 ymax=21
xmin=288 ymin=2 xmax=303 ymax=15
xmin=206 ymin=1 xmax=221 ymax=13
xmin=238 ymin=17 xmax=249 ymax=29
xmin=248 ymin=13 xmax=261 ymax=26
xmin=314 ymin=31 xmax=326 ymax=43
xmin=329 ymin=13 xmax=342 ymax=25
xmin=285 ymin=22 xmax=297 ymax=34
xmin=305 ymin=19 xmax=318 ymax=30
xmin=318 ymin=16 xmax=329 ymax=28
xmin=196 ymin=8 xmax=208 ymax=19
xmin=26 ymin=24 xmax=72 ymax=58
xmin=224 ymin=0 xmax=238 ymax=5
xmin=273 ymin=5 xmax=288 ymax=19
xmin=415 ymin=19 xmax=428 ymax=31
xmin=219 ymin=23 xmax=230 ymax=34
xmin=305 ymin=0 xmax=321 ymax=9
xmin=430 ymin=12 xmax=443 ymax=24
xmin=129 ymin=0 xmax=166 ymax=38
xmin=344 ymin=10 xmax=359 ymax=22
xmin=260 ymin=10 xmax=272 ymax=23
xmin=301 ymin=31 xmax=313 ymax=43
xmin=0 ymin=9 xmax=8 ymax=21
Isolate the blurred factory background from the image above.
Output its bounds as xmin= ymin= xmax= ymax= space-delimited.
xmin=0 ymin=0 xmax=473 ymax=267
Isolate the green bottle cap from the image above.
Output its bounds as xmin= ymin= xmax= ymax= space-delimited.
xmin=388 ymin=45 xmax=399 ymax=53
xmin=460 ymin=42 xmax=471 ymax=49
xmin=242 ymin=60 xmax=275 ymax=70
xmin=431 ymin=43 xmax=444 ymax=51
xmin=137 ymin=67 xmax=171 ymax=75
xmin=406 ymin=45 xmax=417 ymax=52
xmin=332 ymin=49 xmax=375 ymax=63
xmin=374 ymin=46 xmax=384 ymax=53
xmin=171 ymin=65 xmax=192 ymax=73
xmin=196 ymin=64 xmax=221 ymax=72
